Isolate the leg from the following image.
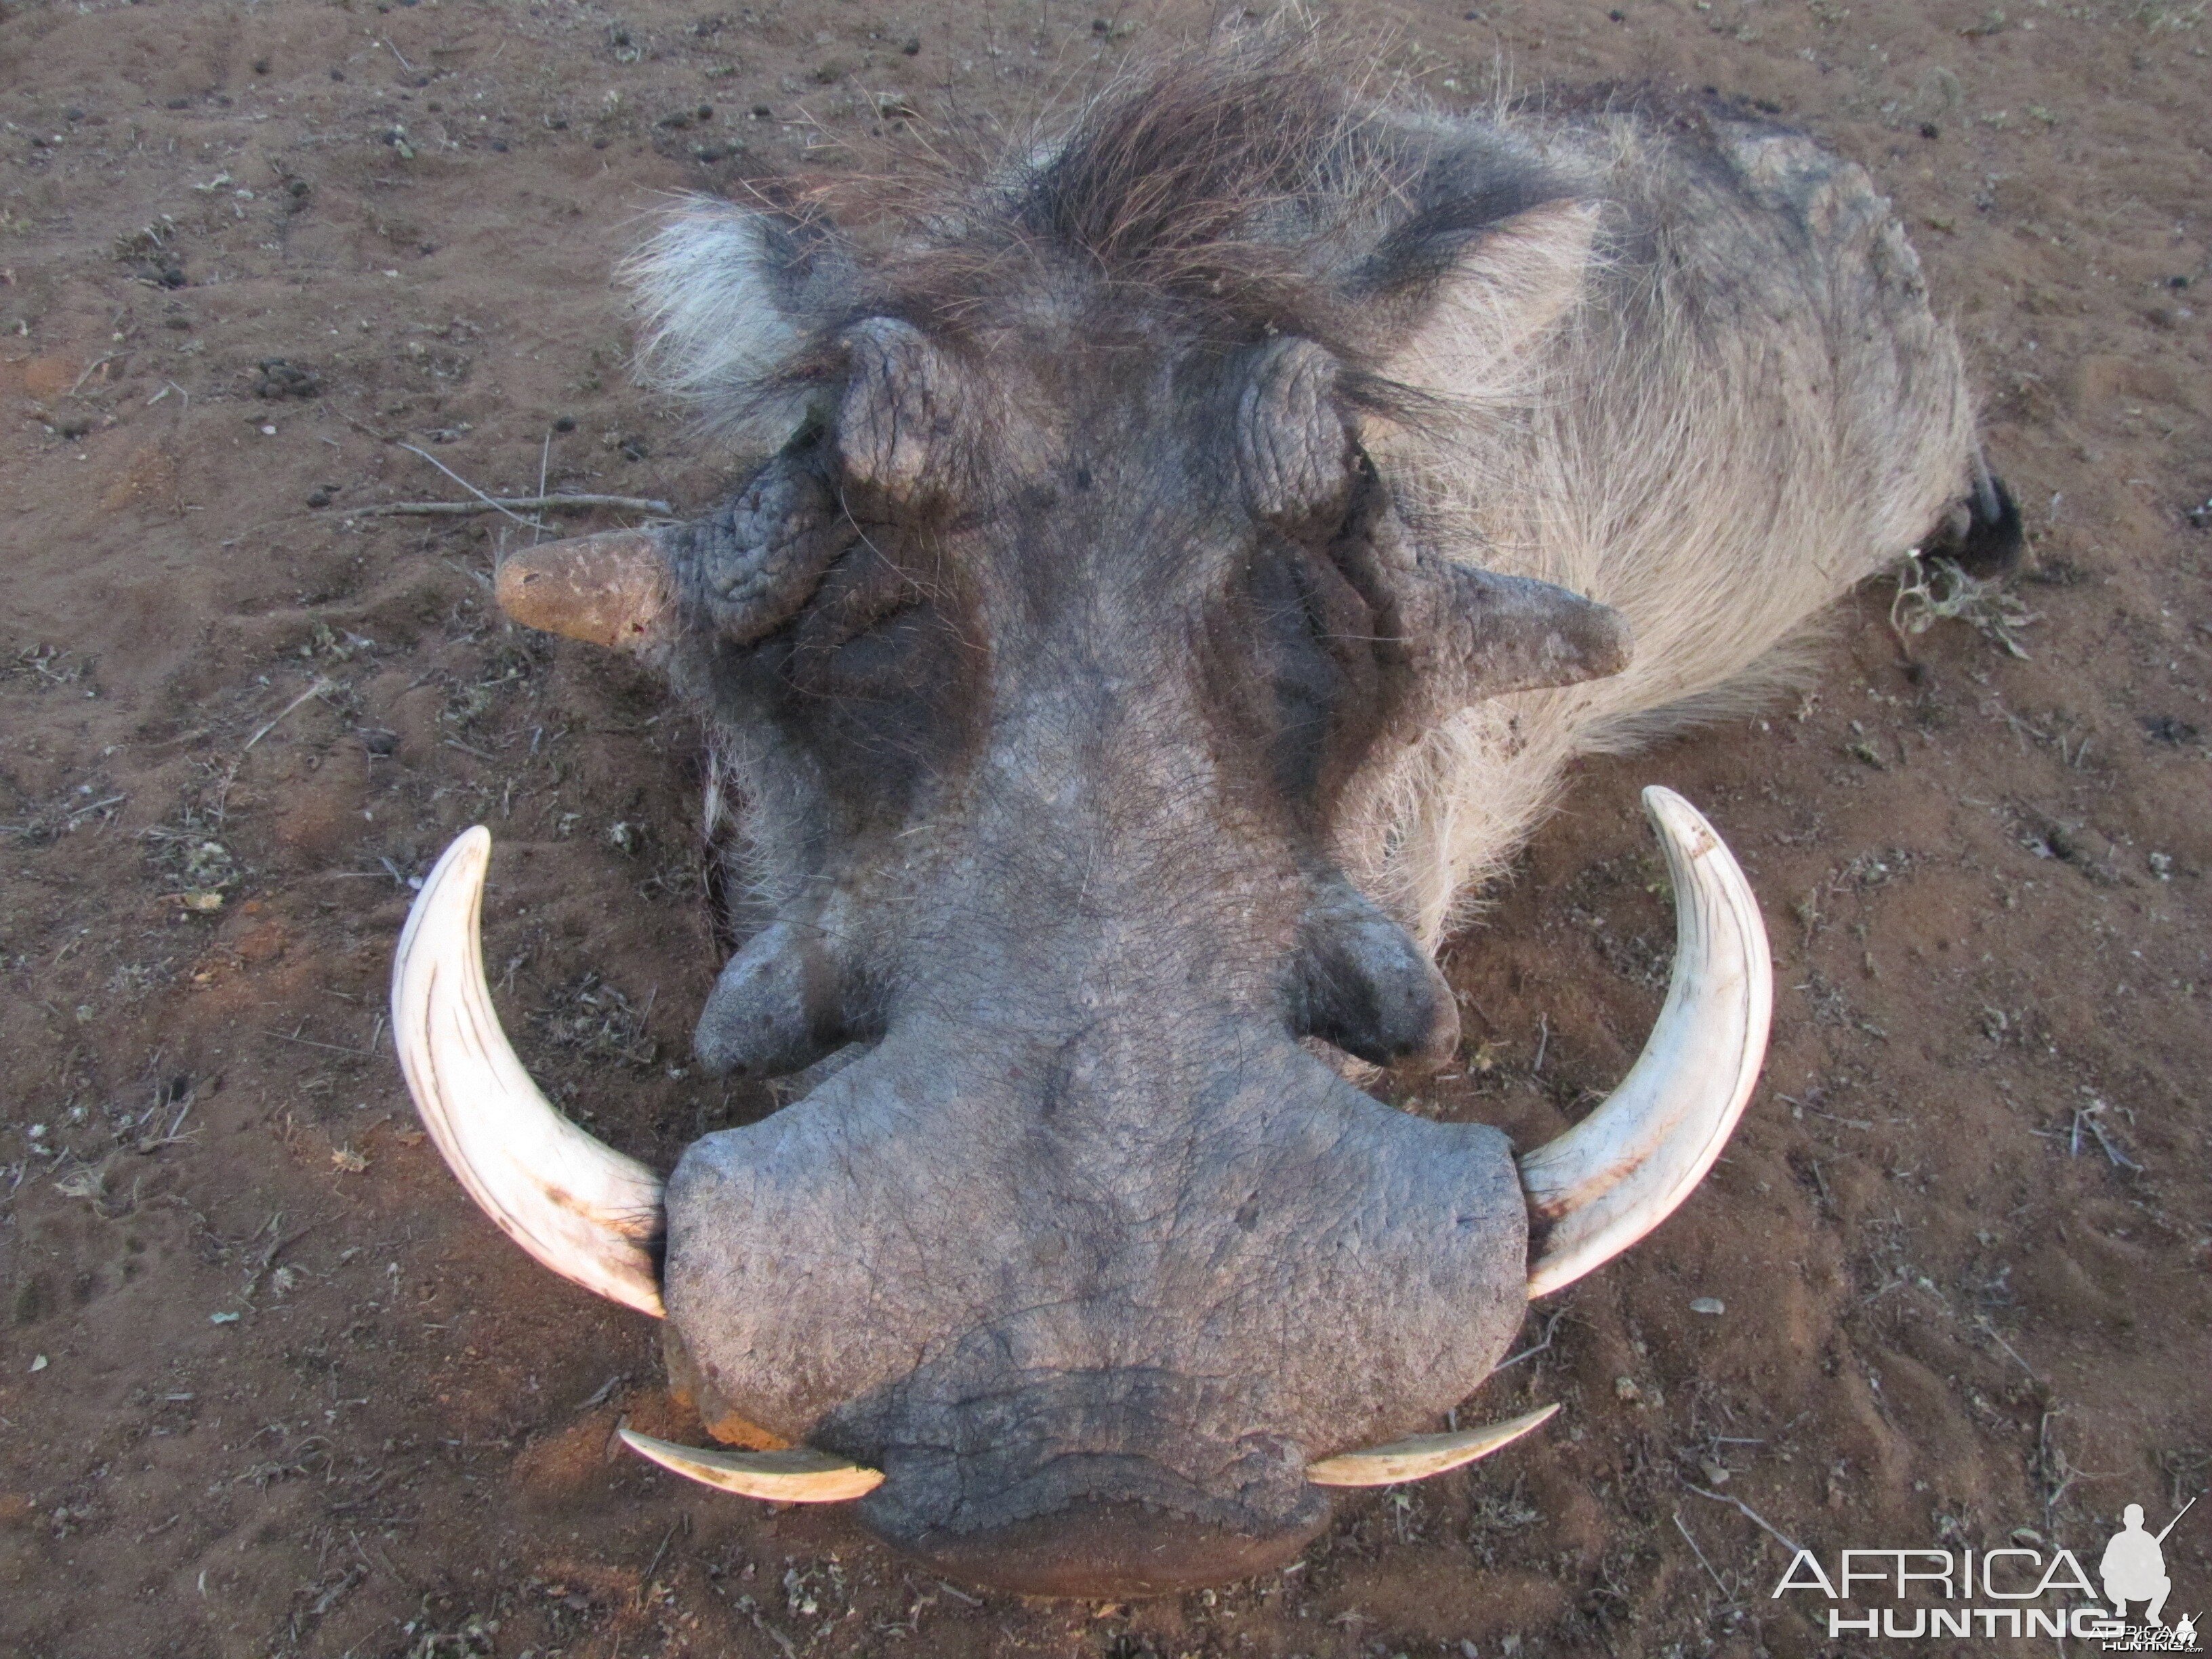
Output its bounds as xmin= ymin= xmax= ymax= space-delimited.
xmin=1923 ymin=465 xmax=2022 ymax=578
xmin=2146 ymin=1576 xmax=2169 ymax=1624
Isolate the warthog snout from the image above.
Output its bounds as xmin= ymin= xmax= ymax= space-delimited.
xmin=659 ymin=1016 xmax=1527 ymax=1595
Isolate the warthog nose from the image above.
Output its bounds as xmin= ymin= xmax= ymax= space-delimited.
xmin=893 ymin=1478 xmax=1330 ymax=1598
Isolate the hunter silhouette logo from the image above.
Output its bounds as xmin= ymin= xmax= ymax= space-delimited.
xmin=2103 ymin=1500 xmax=2188 ymax=1626
xmin=2097 ymin=1498 xmax=2199 ymax=1652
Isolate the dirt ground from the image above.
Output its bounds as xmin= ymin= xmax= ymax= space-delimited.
xmin=1 ymin=0 xmax=2207 ymax=1655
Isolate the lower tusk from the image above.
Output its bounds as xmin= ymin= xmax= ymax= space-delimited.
xmin=1307 ymin=1404 xmax=1559 ymax=1488
xmin=1518 ymin=787 xmax=1773 ymax=1299
xmin=392 ymin=827 xmax=668 ymax=1316
xmin=619 ymin=1427 xmax=884 ymax=1502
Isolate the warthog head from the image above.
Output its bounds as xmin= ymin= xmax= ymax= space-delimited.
xmin=392 ymin=56 xmax=1772 ymax=1597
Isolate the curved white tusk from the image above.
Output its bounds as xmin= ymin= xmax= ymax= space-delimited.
xmin=619 ymin=1427 xmax=884 ymax=1502
xmin=1307 ymin=1404 xmax=1559 ymax=1488
xmin=392 ymin=827 xmax=668 ymax=1317
xmin=1519 ymin=787 xmax=1773 ymax=1299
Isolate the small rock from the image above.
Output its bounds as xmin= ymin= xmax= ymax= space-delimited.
xmin=255 ymin=359 xmax=321 ymax=399
xmin=1689 ymin=1296 xmax=1725 ymax=1315
xmin=1614 ymin=1375 xmax=1641 ymax=1402
xmin=28 ymin=1355 xmax=47 ymax=1373
xmin=209 ymin=1311 xmax=240 ymax=1325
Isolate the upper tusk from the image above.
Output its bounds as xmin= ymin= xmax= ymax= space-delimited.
xmin=392 ymin=827 xmax=668 ymax=1317
xmin=496 ymin=529 xmax=673 ymax=651
xmin=1307 ymin=1404 xmax=1559 ymax=1488
xmin=619 ymin=1427 xmax=884 ymax=1502
xmin=1518 ymin=787 xmax=1773 ymax=1299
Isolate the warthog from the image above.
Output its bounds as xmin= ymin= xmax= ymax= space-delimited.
xmin=391 ymin=45 xmax=2017 ymax=1597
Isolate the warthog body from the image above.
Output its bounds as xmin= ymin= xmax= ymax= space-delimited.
xmin=397 ymin=46 xmax=2015 ymax=1597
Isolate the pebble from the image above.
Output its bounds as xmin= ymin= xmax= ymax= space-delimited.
xmin=1689 ymin=1296 xmax=1725 ymax=1315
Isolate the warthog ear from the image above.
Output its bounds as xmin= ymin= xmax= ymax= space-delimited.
xmin=497 ymin=529 xmax=674 ymax=652
xmin=1431 ymin=564 xmax=1633 ymax=704
xmin=1359 ymin=510 xmax=1631 ymax=704
xmin=622 ymin=199 xmax=853 ymax=442
xmin=1376 ymin=199 xmax=1601 ymax=405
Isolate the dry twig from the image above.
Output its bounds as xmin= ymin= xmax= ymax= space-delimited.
xmin=1684 ymin=1482 xmax=1804 ymax=1556
xmin=346 ymin=493 xmax=673 ymax=519
xmin=1673 ymin=1509 xmax=1732 ymax=1597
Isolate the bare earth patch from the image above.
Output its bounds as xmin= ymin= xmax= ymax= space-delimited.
xmin=1 ymin=2 xmax=2205 ymax=1656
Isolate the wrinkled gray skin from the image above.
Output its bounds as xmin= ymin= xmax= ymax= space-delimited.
xmin=573 ymin=59 xmax=2001 ymax=1597
xmin=663 ymin=342 xmax=1547 ymax=1591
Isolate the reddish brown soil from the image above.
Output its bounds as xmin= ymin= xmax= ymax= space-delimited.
xmin=1 ymin=2 xmax=2207 ymax=1656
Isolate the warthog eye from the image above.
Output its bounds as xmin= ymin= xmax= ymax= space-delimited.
xmin=787 ymin=530 xmax=937 ymax=694
xmin=1239 ymin=485 xmax=1391 ymax=807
